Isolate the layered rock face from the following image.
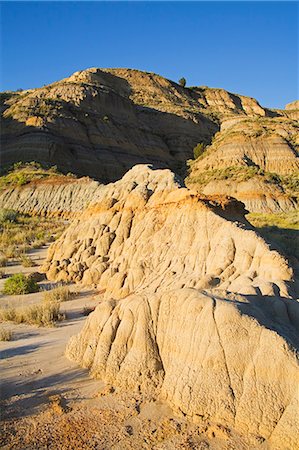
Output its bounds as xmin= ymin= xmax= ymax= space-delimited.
xmin=42 ymin=165 xmax=299 ymax=448
xmin=187 ymin=117 xmax=299 ymax=212
xmin=43 ymin=165 xmax=293 ymax=298
xmin=1 ymin=69 xmax=218 ymax=182
xmin=1 ymin=67 xmax=285 ymax=184
xmin=0 ymin=177 xmax=102 ymax=218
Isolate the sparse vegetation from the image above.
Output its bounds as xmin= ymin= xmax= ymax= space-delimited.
xmin=247 ymin=211 xmax=299 ymax=262
xmin=20 ymin=255 xmax=37 ymax=268
xmin=0 ymin=301 xmax=64 ymax=327
xmin=0 ymin=162 xmax=76 ymax=188
xmin=0 ymin=213 xmax=66 ymax=257
xmin=0 ymin=269 xmax=6 ymax=279
xmin=43 ymin=285 xmax=73 ymax=303
xmin=179 ymin=77 xmax=186 ymax=87
xmin=193 ymin=143 xmax=206 ymax=159
xmin=0 ymin=209 xmax=18 ymax=223
xmin=2 ymin=273 xmax=39 ymax=295
xmin=187 ymin=165 xmax=263 ymax=185
xmin=0 ymin=256 xmax=8 ymax=267
xmin=0 ymin=327 xmax=13 ymax=341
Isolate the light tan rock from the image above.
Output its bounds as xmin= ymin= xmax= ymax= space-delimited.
xmin=43 ymin=165 xmax=294 ymax=299
xmin=66 ymin=288 xmax=299 ymax=450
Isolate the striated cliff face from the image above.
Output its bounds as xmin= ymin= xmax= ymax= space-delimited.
xmin=42 ymin=166 xmax=299 ymax=449
xmin=187 ymin=116 xmax=299 ymax=212
xmin=0 ymin=176 xmax=103 ymax=218
xmin=1 ymin=67 xmax=285 ymax=183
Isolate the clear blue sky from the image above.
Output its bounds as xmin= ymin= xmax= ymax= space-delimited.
xmin=1 ymin=1 xmax=298 ymax=109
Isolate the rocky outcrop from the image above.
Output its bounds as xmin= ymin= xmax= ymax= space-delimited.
xmin=1 ymin=69 xmax=217 ymax=182
xmin=190 ymin=178 xmax=298 ymax=213
xmin=51 ymin=166 xmax=299 ymax=449
xmin=43 ymin=165 xmax=294 ymax=299
xmin=66 ymin=288 xmax=299 ymax=450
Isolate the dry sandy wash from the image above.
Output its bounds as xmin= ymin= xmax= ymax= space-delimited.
xmin=37 ymin=165 xmax=299 ymax=449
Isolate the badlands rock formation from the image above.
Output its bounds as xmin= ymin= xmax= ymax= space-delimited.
xmin=187 ymin=116 xmax=299 ymax=212
xmin=67 ymin=288 xmax=299 ymax=450
xmin=43 ymin=165 xmax=294 ymax=298
xmin=41 ymin=165 xmax=299 ymax=448
xmin=0 ymin=176 xmax=103 ymax=218
xmin=1 ymin=67 xmax=292 ymax=185
xmin=1 ymin=68 xmax=298 ymax=213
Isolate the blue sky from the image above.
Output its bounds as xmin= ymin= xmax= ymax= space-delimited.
xmin=1 ymin=1 xmax=298 ymax=108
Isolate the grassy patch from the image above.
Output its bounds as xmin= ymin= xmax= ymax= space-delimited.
xmin=20 ymin=255 xmax=37 ymax=268
xmin=0 ymin=214 xmax=66 ymax=257
xmin=187 ymin=165 xmax=263 ymax=185
xmin=247 ymin=211 xmax=299 ymax=262
xmin=0 ymin=162 xmax=76 ymax=188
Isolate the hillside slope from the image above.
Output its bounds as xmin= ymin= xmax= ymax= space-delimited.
xmin=187 ymin=116 xmax=299 ymax=212
xmin=1 ymin=67 xmax=286 ymax=183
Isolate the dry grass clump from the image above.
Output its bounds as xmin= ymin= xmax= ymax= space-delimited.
xmin=43 ymin=285 xmax=73 ymax=303
xmin=0 ymin=301 xmax=64 ymax=327
xmin=0 ymin=269 xmax=6 ymax=279
xmin=0 ymin=256 xmax=7 ymax=267
xmin=0 ymin=214 xmax=66 ymax=257
xmin=3 ymin=245 xmax=20 ymax=260
xmin=20 ymin=255 xmax=37 ymax=267
xmin=0 ymin=327 xmax=13 ymax=341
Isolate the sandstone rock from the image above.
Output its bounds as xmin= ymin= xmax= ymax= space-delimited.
xmin=285 ymin=100 xmax=299 ymax=110
xmin=40 ymin=164 xmax=298 ymax=448
xmin=187 ymin=116 xmax=299 ymax=212
xmin=66 ymin=288 xmax=299 ymax=450
xmin=0 ymin=176 xmax=102 ymax=218
xmin=43 ymin=165 xmax=295 ymax=299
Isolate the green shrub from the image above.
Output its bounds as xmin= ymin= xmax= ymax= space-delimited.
xmin=179 ymin=77 xmax=186 ymax=87
xmin=0 ymin=209 xmax=18 ymax=223
xmin=2 ymin=273 xmax=39 ymax=295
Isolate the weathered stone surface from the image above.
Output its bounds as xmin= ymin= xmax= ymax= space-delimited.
xmin=0 ymin=177 xmax=102 ymax=218
xmin=43 ymin=165 xmax=294 ymax=299
xmin=187 ymin=116 xmax=299 ymax=212
xmin=35 ymin=164 xmax=297 ymax=448
xmin=66 ymin=288 xmax=299 ymax=450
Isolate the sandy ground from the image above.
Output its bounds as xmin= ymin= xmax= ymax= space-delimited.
xmin=0 ymin=248 xmax=260 ymax=449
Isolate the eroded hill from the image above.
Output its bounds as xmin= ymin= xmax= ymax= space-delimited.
xmin=2 ymin=67 xmax=295 ymax=184
xmin=39 ymin=165 xmax=299 ymax=450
